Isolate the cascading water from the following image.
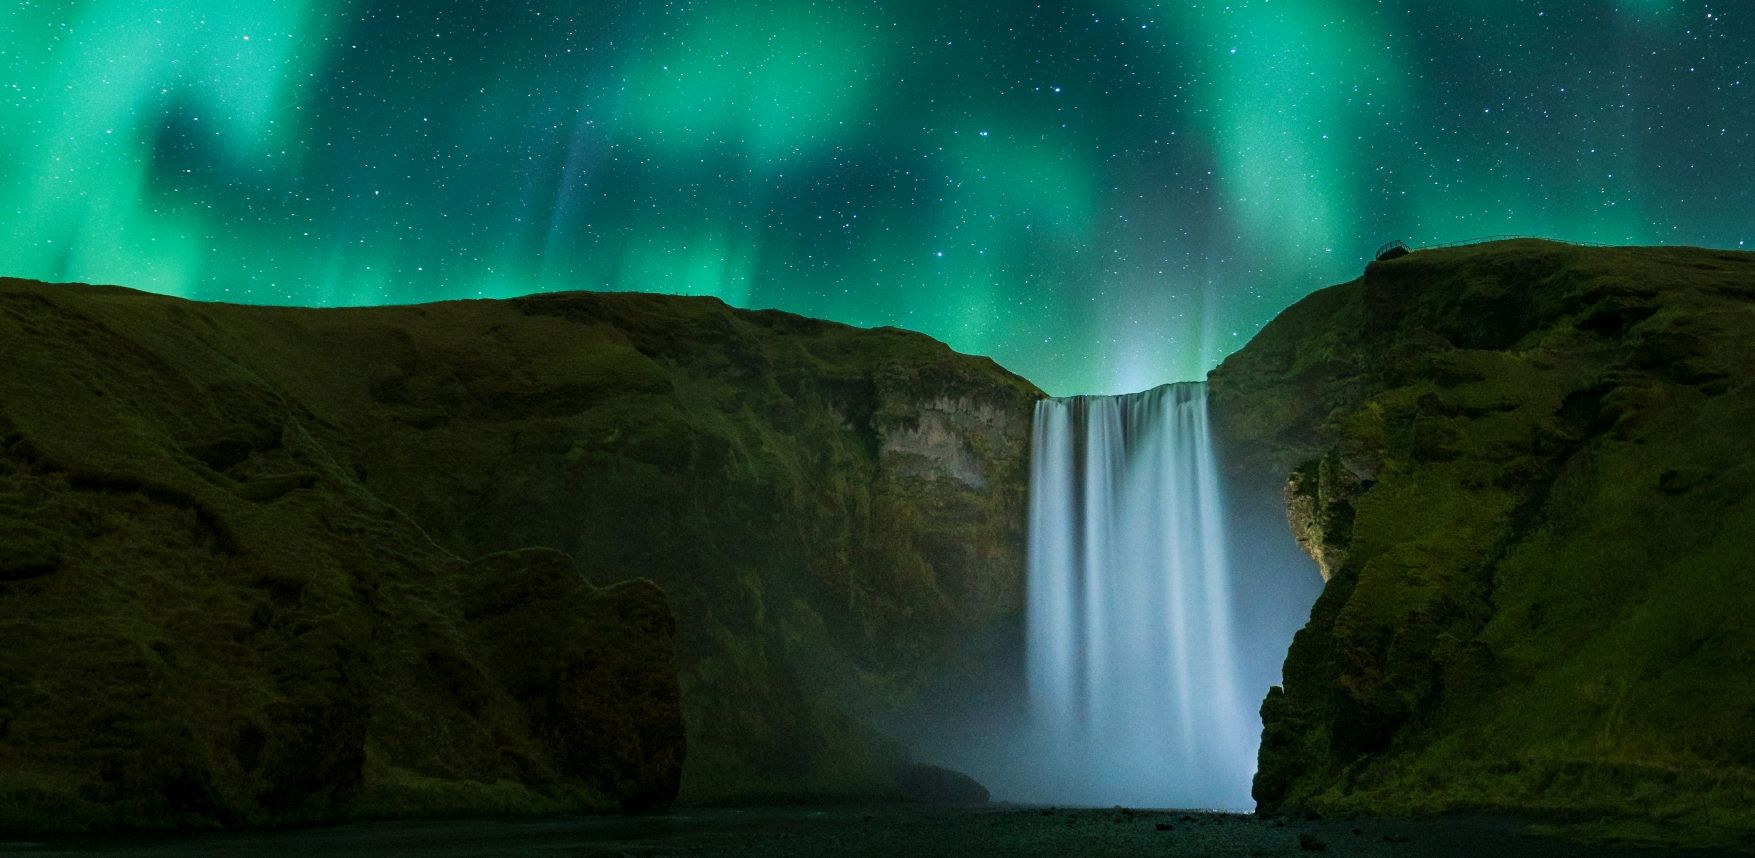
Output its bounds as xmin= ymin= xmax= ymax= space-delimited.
xmin=1024 ymin=381 xmax=1255 ymax=809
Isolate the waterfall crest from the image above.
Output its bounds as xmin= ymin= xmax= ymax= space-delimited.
xmin=1024 ymin=382 xmax=1254 ymax=809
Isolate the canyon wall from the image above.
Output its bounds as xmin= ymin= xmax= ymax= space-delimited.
xmin=1210 ymin=240 xmax=1755 ymax=835
xmin=0 ymin=279 xmax=1038 ymax=830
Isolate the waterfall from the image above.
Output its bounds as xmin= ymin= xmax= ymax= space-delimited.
xmin=1024 ymin=382 xmax=1255 ymax=809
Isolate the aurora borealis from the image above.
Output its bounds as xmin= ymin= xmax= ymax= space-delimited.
xmin=3 ymin=2 xmax=1750 ymax=393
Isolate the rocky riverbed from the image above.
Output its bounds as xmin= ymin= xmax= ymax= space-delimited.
xmin=8 ymin=806 xmax=1748 ymax=857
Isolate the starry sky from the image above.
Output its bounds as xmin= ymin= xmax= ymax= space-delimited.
xmin=3 ymin=1 xmax=1751 ymax=394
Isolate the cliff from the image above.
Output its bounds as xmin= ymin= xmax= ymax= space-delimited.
xmin=1210 ymin=240 xmax=1755 ymax=836
xmin=0 ymin=277 xmax=1039 ymax=830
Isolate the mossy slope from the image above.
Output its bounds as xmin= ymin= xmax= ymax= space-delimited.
xmin=0 ymin=283 xmax=686 ymax=832
xmin=1210 ymin=240 xmax=1755 ymax=836
xmin=0 ymin=279 xmax=1039 ymax=823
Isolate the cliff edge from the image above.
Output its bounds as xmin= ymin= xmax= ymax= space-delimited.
xmin=1211 ymin=240 xmax=1755 ymax=837
xmin=0 ymin=278 xmax=1039 ymax=830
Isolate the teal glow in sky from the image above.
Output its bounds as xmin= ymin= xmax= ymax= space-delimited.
xmin=3 ymin=1 xmax=1751 ymax=393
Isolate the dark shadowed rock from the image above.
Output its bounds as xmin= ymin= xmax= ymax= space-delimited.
xmin=1210 ymin=240 xmax=1755 ymax=839
xmin=459 ymin=550 xmax=685 ymax=812
xmin=900 ymin=764 xmax=990 ymax=806
xmin=0 ymin=278 xmax=1037 ymax=829
xmin=0 ymin=345 xmax=684 ymax=831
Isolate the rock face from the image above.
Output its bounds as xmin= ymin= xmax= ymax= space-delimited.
xmin=0 ymin=278 xmax=1038 ymax=828
xmin=377 ymin=292 xmax=1042 ymax=801
xmin=0 ymin=282 xmax=686 ymax=832
xmin=1210 ymin=241 xmax=1755 ymax=832
xmin=900 ymin=764 xmax=991 ymax=806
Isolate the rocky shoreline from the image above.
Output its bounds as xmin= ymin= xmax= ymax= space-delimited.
xmin=15 ymin=806 xmax=1752 ymax=857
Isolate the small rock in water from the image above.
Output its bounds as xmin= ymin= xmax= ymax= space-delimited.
xmin=1155 ymin=822 xmax=1174 ymax=832
xmin=1298 ymin=832 xmax=1327 ymax=852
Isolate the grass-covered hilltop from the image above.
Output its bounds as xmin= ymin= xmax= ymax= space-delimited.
xmin=0 ymin=280 xmax=1039 ymax=832
xmin=1211 ymin=240 xmax=1755 ymax=842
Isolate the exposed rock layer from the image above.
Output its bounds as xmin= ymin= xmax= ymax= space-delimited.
xmin=0 ymin=279 xmax=1038 ymax=829
xmin=1210 ymin=240 xmax=1755 ymax=835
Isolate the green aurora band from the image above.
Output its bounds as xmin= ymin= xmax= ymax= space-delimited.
xmin=3 ymin=0 xmax=1749 ymax=393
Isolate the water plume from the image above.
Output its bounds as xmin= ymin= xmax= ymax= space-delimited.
xmin=1022 ymin=382 xmax=1254 ymax=808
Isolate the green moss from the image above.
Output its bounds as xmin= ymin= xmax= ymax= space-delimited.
xmin=347 ymin=770 xmax=607 ymax=820
xmin=0 ymin=518 xmax=63 ymax=579
xmin=0 ymin=279 xmax=1038 ymax=830
xmin=1211 ymin=240 xmax=1755 ymax=842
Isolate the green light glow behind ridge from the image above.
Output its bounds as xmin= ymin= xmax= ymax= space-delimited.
xmin=3 ymin=0 xmax=1750 ymax=394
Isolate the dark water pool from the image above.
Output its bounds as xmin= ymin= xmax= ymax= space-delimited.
xmin=3 ymin=806 xmax=1743 ymax=857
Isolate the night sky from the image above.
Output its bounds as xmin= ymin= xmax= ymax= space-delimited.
xmin=4 ymin=2 xmax=1751 ymax=394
